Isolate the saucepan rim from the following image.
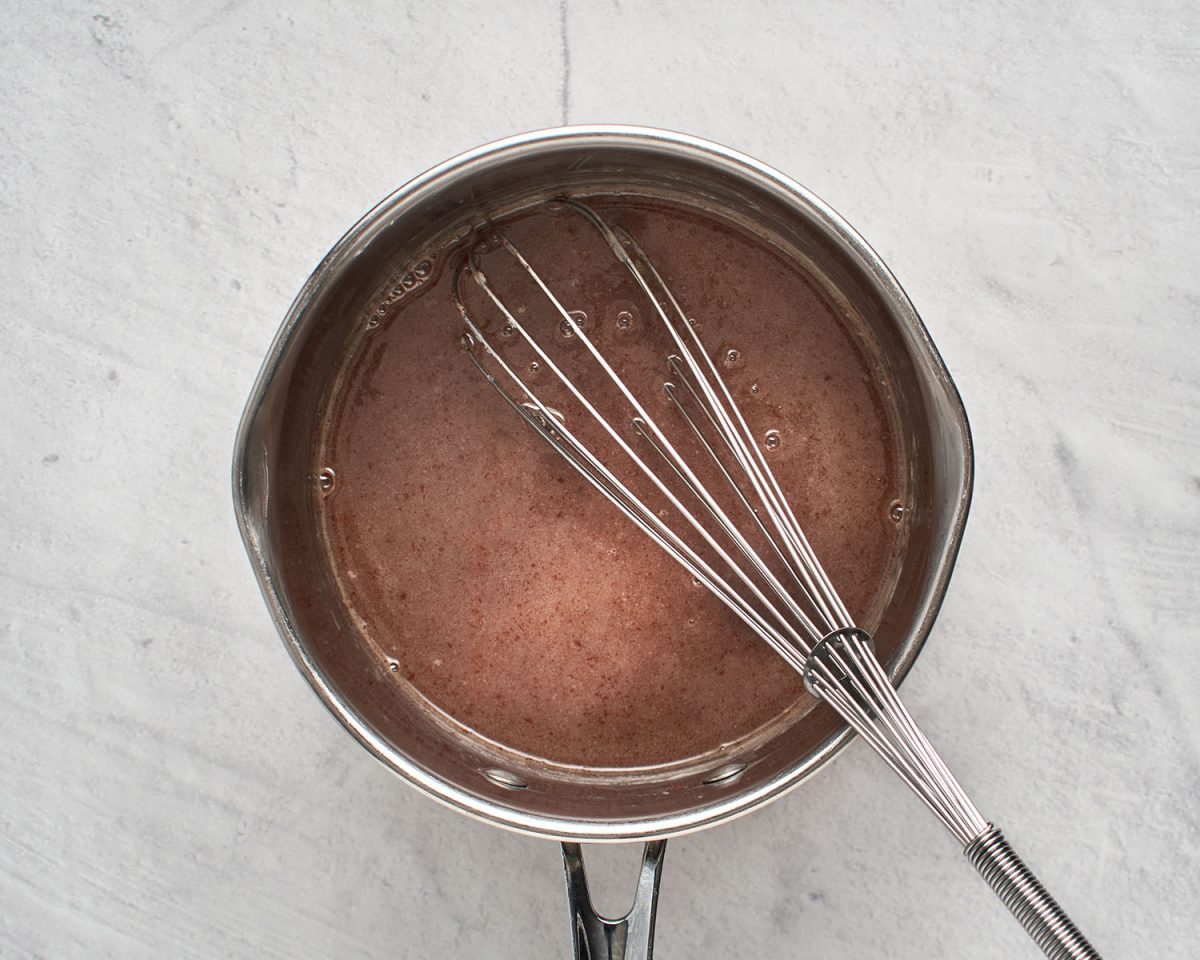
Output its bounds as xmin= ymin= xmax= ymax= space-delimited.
xmin=232 ymin=124 xmax=974 ymax=841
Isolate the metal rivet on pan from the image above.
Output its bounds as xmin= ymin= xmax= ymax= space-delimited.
xmin=482 ymin=768 xmax=529 ymax=791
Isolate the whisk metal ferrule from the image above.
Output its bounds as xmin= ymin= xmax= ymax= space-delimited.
xmin=801 ymin=627 xmax=876 ymax=696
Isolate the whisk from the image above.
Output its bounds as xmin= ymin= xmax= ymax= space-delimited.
xmin=454 ymin=199 xmax=1102 ymax=960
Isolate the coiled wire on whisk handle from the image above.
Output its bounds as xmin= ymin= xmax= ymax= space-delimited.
xmin=965 ymin=826 xmax=1102 ymax=960
xmin=805 ymin=630 xmax=1102 ymax=959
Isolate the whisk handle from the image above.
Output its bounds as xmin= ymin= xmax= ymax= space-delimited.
xmin=965 ymin=825 xmax=1102 ymax=959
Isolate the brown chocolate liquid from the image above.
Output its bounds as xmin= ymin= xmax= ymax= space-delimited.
xmin=318 ymin=197 xmax=903 ymax=768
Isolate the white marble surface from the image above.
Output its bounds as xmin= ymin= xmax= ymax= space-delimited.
xmin=3 ymin=1 xmax=1198 ymax=957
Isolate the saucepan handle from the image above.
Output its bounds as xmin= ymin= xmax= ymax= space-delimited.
xmin=560 ymin=840 xmax=667 ymax=960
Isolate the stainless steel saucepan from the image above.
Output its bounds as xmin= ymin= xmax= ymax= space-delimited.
xmin=233 ymin=126 xmax=972 ymax=959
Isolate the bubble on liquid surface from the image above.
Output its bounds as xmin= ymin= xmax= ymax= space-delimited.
xmin=400 ymin=272 xmax=416 ymax=289
xmin=318 ymin=467 xmax=336 ymax=493
xmin=616 ymin=310 xmax=633 ymax=330
xmin=386 ymin=658 xmax=400 ymax=673
xmin=366 ymin=316 xmax=380 ymax=330
xmin=723 ymin=348 xmax=742 ymax=368
xmin=559 ymin=310 xmax=587 ymax=339
xmin=413 ymin=259 xmax=432 ymax=279
xmin=460 ymin=331 xmax=475 ymax=350
xmin=500 ymin=321 xmax=515 ymax=339
xmin=889 ymin=500 xmax=906 ymax=522
xmin=529 ymin=360 xmax=540 ymax=373
xmin=750 ymin=383 xmax=760 ymax=396
xmin=763 ymin=430 xmax=781 ymax=451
